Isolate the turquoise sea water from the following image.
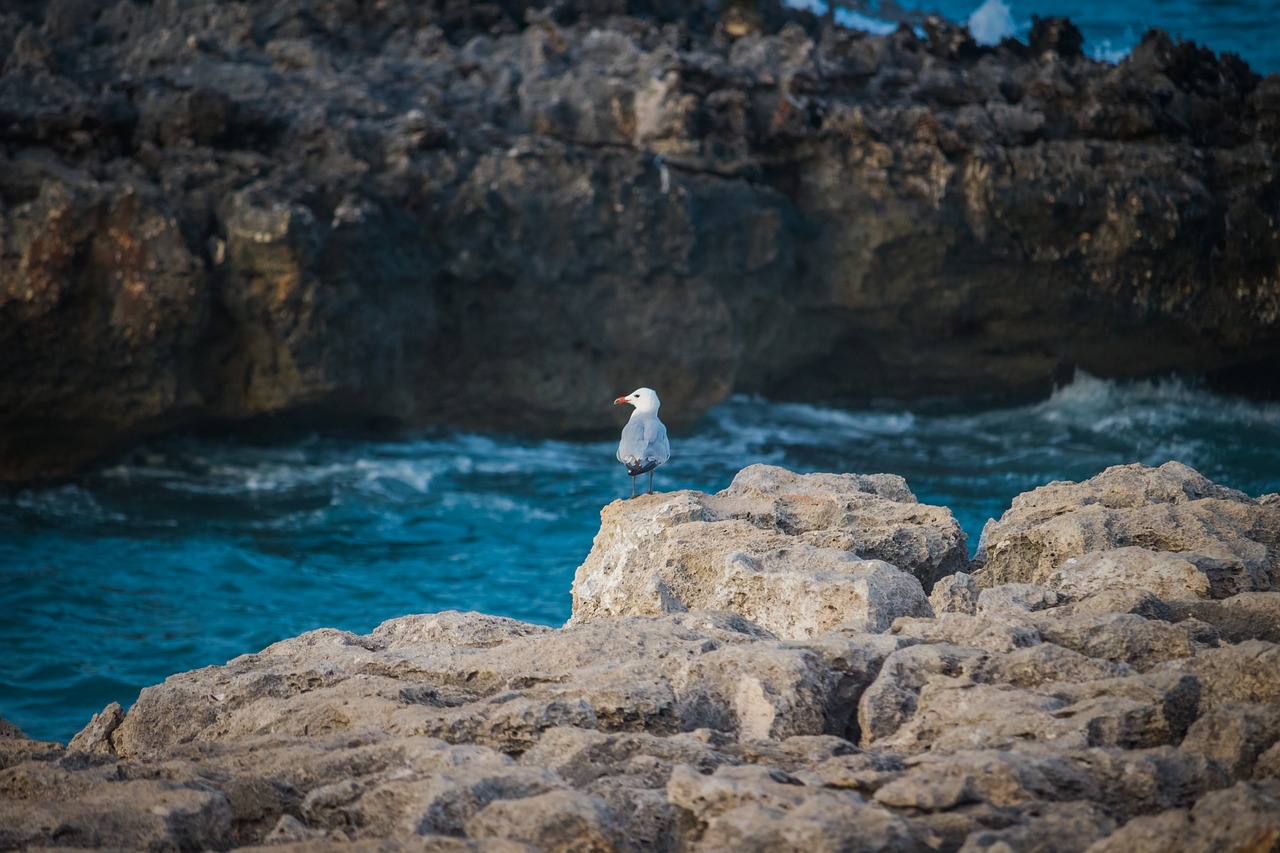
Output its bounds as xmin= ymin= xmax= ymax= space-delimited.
xmin=3 ymin=373 xmax=1280 ymax=744
xmin=793 ymin=0 xmax=1280 ymax=72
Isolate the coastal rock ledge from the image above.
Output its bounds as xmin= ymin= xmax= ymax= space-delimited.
xmin=3 ymin=462 xmax=1280 ymax=852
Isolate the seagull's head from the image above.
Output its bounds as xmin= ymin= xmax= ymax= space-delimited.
xmin=614 ymin=387 xmax=661 ymax=413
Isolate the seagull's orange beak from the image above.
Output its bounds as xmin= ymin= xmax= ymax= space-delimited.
xmin=613 ymin=396 xmax=627 ymax=405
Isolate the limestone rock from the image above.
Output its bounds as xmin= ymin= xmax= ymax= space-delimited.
xmin=890 ymin=611 xmax=1042 ymax=653
xmin=1083 ymin=780 xmax=1280 ymax=853
xmin=1047 ymin=547 xmax=1212 ymax=601
xmin=1174 ymin=639 xmax=1280 ymax=713
xmin=571 ymin=465 xmax=964 ymax=636
xmin=67 ymin=702 xmax=125 ymax=755
xmin=1179 ymin=703 xmax=1280 ymax=780
xmin=464 ymin=789 xmax=622 ymax=851
xmin=1028 ymin=611 xmax=1204 ymax=671
xmin=666 ymin=763 xmax=922 ymax=853
xmin=929 ymin=572 xmax=978 ymax=615
xmin=1165 ymin=592 xmax=1280 ymax=644
xmin=975 ymin=462 xmax=1280 ymax=596
xmin=112 ymin=610 xmax=863 ymax=760
xmin=977 ymin=583 xmax=1069 ymax=614
xmin=957 ymin=801 xmax=1116 ymax=853
xmin=0 ymin=775 xmax=234 ymax=851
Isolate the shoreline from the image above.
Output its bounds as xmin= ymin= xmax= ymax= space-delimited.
xmin=3 ymin=461 xmax=1278 ymax=851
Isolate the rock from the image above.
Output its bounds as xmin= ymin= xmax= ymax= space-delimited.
xmin=890 ymin=611 xmax=1042 ymax=653
xmin=958 ymin=801 xmax=1115 ymax=853
xmin=570 ymin=465 xmax=965 ymax=635
xmin=871 ymin=743 xmax=1227 ymax=824
xmin=930 ymin=572 xmax=978 ymax=615
xmin=874 ymin=669 xmax=1198 ymax=754
xmin=1083 ymin=780 xmax=1280 ymax=853
xmin=111 ymin=608 xmax=889 ymax=764
xmin=0 ymin=717 xmax=25 ymax=740
xmin=464 ymin=789 xmax=621 ymax=851
xmin=1174 ymin=639 xmax=1280 ymax=713
xmin=1028 ymin=610 xmax=1204 ymax=671
xmin=1068 ymin=588 xmax=1175 ymax=621
xmin=873 ymin=748 xmax=1093 ymax=811
xmin=666 ymin=763 xmax=922 ymax=853
xmin=3 ymin=4 xmax=1280 ymax=481
xmin=1046 ymin=548 xmax=1213 ymax=601
xmin=1256 ymin=741 xmax=1280 ymax=779
xmin=1179 ymin=703 xmax=1280 ymax=780
xmin=0 ymin=775 xmax=234 ymax=851
xmin=856 ymin=643 xmax=994 ymax=745
xmin=67 ymin=702 xmax=125 ymax=754
xmin=1165 ymin=592 xmax=1280 ymax=643
xmin=975 ymin=463 xmax=1280 ymax=596
xmin=977 ymin=583 xmax=1069 ymax=614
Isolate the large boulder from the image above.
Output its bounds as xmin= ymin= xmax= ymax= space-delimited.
xmin=974 ymin=462 xmax=1280 ymax=596
xmin=570 ymin=464 xmax=968 ymax=636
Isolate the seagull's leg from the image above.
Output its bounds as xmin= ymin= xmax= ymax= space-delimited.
xmin=648 ymin=470 xmax=654 ymax=494
xmin=631 ymin=475 xmax=637 ymax=499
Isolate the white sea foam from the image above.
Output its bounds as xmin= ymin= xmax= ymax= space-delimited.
xmin=1037 ymin=370 xmax=1280 ymax=429
xmin=10 ymin=484 xmax=116 ymax=522
xmin=783 ymin=0 xmax=901 ymax=36
xmin=967 ymin=0 xmax=1017 ymax=46
xmin=1091 ymin=40 xmax=1131 ymax=64
xmin=834 ymin=8 xmax=900 ymax=36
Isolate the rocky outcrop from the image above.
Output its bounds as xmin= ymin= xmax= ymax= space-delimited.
xmin=570 ymin=463 xmax=966 ymax=634
xmin=3 ymin=462 xmax=1280 ymax=851
xmin=2 ymin=2 xmax=1280 ymax=480
xmin=973 ymin=461 xmax=1280 ymax=597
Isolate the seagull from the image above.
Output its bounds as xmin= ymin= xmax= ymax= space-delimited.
xmin=614 ymin=387 xmax=671 ymax=498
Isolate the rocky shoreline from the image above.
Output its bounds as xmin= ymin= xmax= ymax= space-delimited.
xmin=3 ymin=461 xmax=1279 ymax=851
xmin=3 ymin=1 xmax=1280 ymax=481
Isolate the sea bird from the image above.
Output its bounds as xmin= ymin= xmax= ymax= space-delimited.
xmin=614 ymin=387 xmax=671 ymax=498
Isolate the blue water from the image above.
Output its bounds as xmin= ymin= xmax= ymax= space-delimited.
xmin=2 ymin=373 xmax=1279 ymax=744
xmin=790 ymin=0 xmax=1280 ymax=73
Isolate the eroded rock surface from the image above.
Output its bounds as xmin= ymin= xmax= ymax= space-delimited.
xmin=3 ymin=463 xmax=1279 ymax=851
xmin=570 ymin=464 xmax=967 ymax=633
xmin=2 ymin=2 xmax=1279 ymax=480
xmin=975 ymin=461 xmax=1280 ymax=597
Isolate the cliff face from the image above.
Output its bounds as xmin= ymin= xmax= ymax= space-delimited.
xmin=2 ymin=0 xmax=1279 ymax=480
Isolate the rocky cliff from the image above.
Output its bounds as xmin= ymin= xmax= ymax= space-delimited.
xmin=2 ymin=1 xmax=1280 ymax=480
xmin=2 ymin=462 xmax=1279 ymax=851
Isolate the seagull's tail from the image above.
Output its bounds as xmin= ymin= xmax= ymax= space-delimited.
xmin=624 ymin=459 xmax=659 ymax=477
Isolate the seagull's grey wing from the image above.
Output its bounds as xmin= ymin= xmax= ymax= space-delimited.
xmin=647 ymin=417 xmax=671 ymax=466
xmin=617 ymin=417 xmax=647 ymax=464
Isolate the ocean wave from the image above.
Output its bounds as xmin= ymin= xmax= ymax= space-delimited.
xmin=967 ymin=0 xmax=1017 ymax=45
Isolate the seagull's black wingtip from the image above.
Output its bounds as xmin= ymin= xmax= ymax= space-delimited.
xmin=624 ymin=459 xmax=659 ymax=477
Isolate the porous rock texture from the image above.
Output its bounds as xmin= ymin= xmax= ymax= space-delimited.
xmin=3 ymin=1 xmax=1280 ymax=481
xmin=570 ymin=463 xmax=967 ymax=633
xmin=3 ymin=462 xmax=1280 ymax=851
xmin=974 ymin=460 xmax=1280 ymax=598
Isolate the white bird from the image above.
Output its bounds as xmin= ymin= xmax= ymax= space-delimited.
xmin=614 ymin=387 xmax=671 ymax=498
